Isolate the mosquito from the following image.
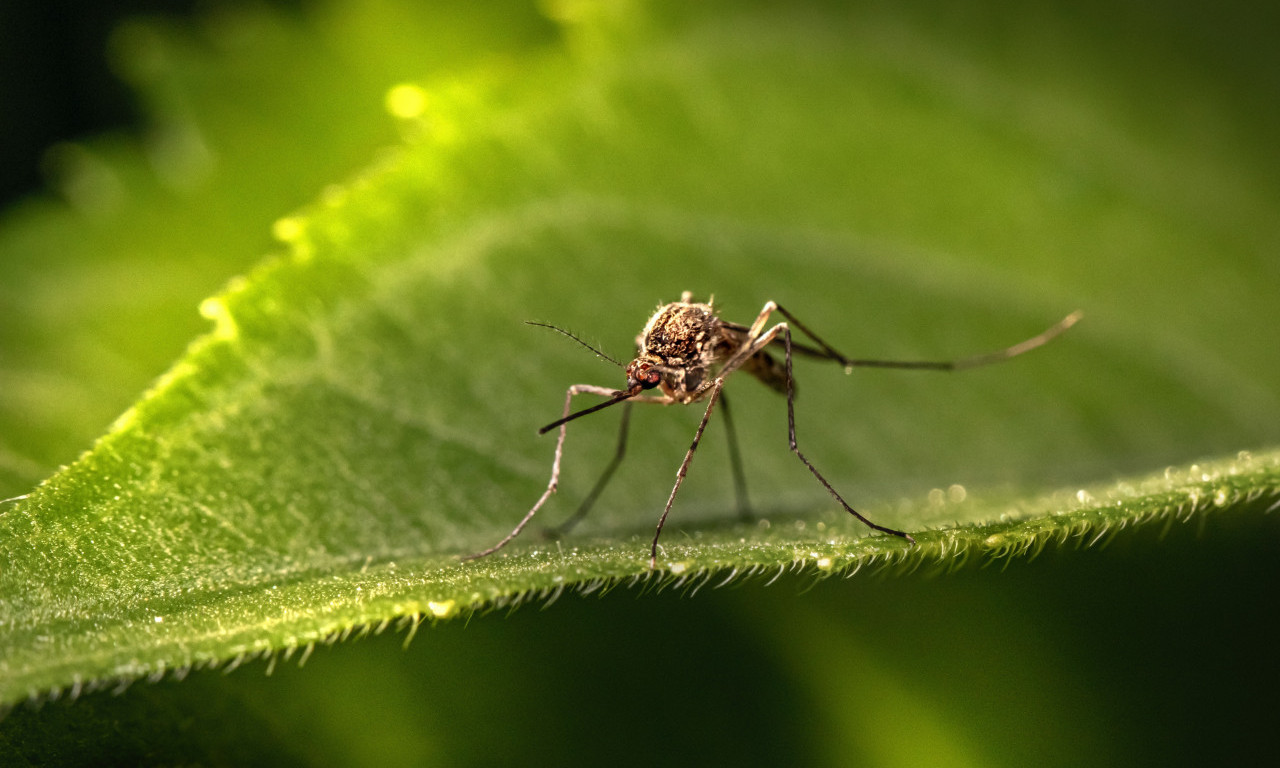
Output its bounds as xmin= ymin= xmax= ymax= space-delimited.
xmin=466 ymin=292 xmax=1081 ymax=569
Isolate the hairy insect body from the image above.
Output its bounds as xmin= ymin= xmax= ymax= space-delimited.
xmin=635 ymin=298 xmax=726 ymax=402
xmin=466 ymin=290 xmax=1081 ymax=569
xmin=636 ymin=294 xmax=790 ymax=400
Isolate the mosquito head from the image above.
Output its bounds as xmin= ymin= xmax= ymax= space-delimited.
xmin=625 ymin=355 xmax=664 ymax=392
xmin=528 ymin=321 xmax=644 ymax=436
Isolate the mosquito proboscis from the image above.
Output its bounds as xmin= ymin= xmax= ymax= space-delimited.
xmin=465 ymin=292 xmax=1081 ymax=569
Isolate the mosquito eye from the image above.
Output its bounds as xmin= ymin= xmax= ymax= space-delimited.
xmin=627 ymin=361 xmax=662 ymax=390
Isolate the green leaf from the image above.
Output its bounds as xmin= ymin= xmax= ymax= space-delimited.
xmin=2 ymin=0 xmax=1278 ymax=756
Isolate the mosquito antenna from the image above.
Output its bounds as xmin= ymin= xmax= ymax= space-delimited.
xmin=538 ymin=389 xmax=639 ymax=434
xmin=526 ymin=322 xmax=623 ymax=368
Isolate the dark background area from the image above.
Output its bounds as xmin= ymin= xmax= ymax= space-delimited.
xmin=0 ymin=1 xmax=196 ymax=207
xmin=0 ymin=1 xmax=306 ymax=209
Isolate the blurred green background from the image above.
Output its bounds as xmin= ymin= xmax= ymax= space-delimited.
xmin=2 ymin=1 xmax=1278 ymax=765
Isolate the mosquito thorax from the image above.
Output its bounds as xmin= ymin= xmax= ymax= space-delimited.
xmin=634 ymin=300 xmax=725 ymax=400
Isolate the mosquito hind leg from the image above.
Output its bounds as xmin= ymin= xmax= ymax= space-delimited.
xmin=778 ymin=324 xmax=916 ymax=544
xmin=770 ymin=304 xmax=1082 ymax=372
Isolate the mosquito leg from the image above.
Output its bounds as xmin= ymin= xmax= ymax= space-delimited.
xmin=745 ymin=300 xmax=779 ymax=338
xmin=779 ymin=325 xmax=916 ymax=545
xmin=463 ymin=383 xmax=617 ymax=561
xmin=718 ymin=390 xmax=752 ymax=521
xmin=771 ymin=304 xmax=1082 ymax=372
xmin=769 ymin=304 xmax=852 ymax=365
xmin=547 ymin=401 xmax=633 ymax=538
xmin=650 ymin=380 xmax=724 ymax=569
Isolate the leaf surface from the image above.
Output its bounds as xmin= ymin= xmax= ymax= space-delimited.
xmin=2 ymin=0 xmax=1278 ymax=708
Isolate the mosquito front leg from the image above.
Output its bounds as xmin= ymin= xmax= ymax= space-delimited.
xmin=650 ymin=379 xmax=725 ymax=568
xmin=548 ymin=401 xmax=634 ymax=538
xmin=463 ymin=383 xmax=618 ymax=561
